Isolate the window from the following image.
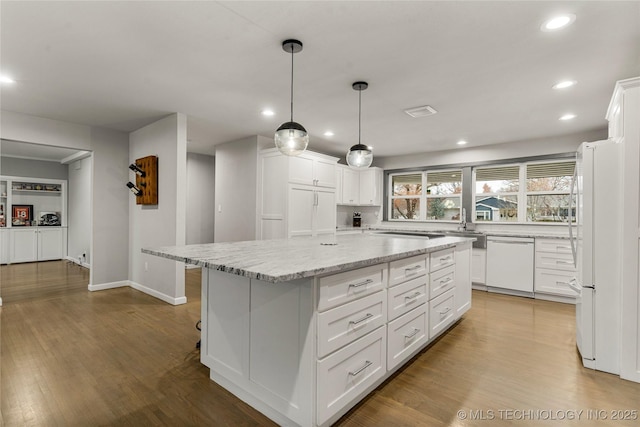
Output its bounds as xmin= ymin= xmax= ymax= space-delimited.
xmin=525 ymin=161 xmax=575 ymax=223
xmin=426 ymin=170 xmax=462 ymax=220
xmin=389 ymin=170 xmax=462 ymax=221
xmin=390 ymin=173 xmax=422 ymax=220
xmin=474 ymin=165 xmax=520 ymax=222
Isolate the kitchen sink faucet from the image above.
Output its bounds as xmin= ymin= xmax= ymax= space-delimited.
xmin=458 ymin=208 xmax=467 ymax=231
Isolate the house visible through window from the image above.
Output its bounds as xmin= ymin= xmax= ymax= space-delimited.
xmin=474 ymin=165 xmax=520 ymax=222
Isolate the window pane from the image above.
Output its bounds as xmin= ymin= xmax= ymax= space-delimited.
xmin=392 ymin=198 xmax=421 ymax=219
xmin=527 ymin=194 xmax=575 ymax=223
xmin=427 ymin=197 xmax=460 ymax=220
xmin=475 ymin=195 xmax=518 ymax=222
xmin=475 ymin=165 xmax=519 ymax=193
xmin=392 ymin=174 xmax=422 ymax=196
xmin=526 ymin=162 xmax=575 ymax=192
xmin=426 ymin=171 xmax=462 ymax=196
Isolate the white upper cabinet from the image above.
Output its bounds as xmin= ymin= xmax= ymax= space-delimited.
xmin=337 ymin=166 xmax=383 ymax=206
xmin=289 ymin=153 xmax=337 ymax=188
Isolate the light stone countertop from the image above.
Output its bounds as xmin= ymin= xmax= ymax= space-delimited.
xmin=143 ymin=234 xmax=473 ymax=283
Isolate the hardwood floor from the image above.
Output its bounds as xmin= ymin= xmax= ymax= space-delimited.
xmin=1 ymin=263 xmax=639 ymax=426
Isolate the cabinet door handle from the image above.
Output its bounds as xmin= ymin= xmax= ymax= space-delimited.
xmin=348 ymin=278 xmax=373 ymax=289
xmin=404 ymin=328 xmax=420 ymax=339
xmin=404 ymin=291 xmax=421 ymax=302
xmin=348 ymin=360 xmax=372 ymax=377
xmin=349 ymin=313 xmax=373 ymax=325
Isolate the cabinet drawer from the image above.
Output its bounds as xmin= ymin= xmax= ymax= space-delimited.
xmin=535 ymin=268 xmax=577 ymax=297
xmin=318 ymin=291 xmax=386 ymax=358
xmin=317 ymin=327 xmax=386 ymax=426
xmin=535 ymin=251 xmax=576 ymax=272
xmin=430 ymin=265 xmax=455 ymax=299
xmin=387 ymin=305 xmax=428 ymax=371
xmin=429 ymin=288 xmax=455 ymax=339
xmin=535 ymin=238 xmax=572 ymax=254
xmin=389 ymin=254 xmax=427 ymax=287
xmin=387 ymin=275 xmax=427 ymax=321
xmin=318 ymin=264 xmax=387 ymax=312
xmin=430 ymin=248 xmax=455 ymax=272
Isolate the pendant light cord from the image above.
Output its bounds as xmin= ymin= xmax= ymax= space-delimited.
xmin=290 ymin=46 xmax=294 ymax=123
xmin=358 ymin=88 xmax=362 ymax=144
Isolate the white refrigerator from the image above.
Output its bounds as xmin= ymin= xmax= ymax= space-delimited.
xmin=569 ymin=139 xmax=622 ymax=374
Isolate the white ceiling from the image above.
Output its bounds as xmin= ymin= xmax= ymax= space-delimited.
xmin=1 ymin=1 xmax=639 ymax=160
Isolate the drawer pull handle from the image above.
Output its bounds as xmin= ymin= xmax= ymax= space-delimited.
xmin=439 ymin=256 xmax=452 ymax=262
xmin=404 ymin=291 xmax=421 ymax=302
xmin=404 ymin=328 xmax=420 ymax=339
xmin=439 ymin=307 xmax=451 ymax=316
xmin=404 ymin=265 xmax=421 ymax=275
xmin=349 ymin=313 xmax=373 ymax=325
xmin=556 ymin=281 xmax=569 ymax=286
xmin=556 ymin=260 xmax=574 ymax=265
xmin=439 ymin=277 xmax=453 ymax=285
xmin=556 ymin=246 xmax=571 ymax=250
xmin=349 ymin=360 xmax=373 ymax=377
xmin=348 ymin=279 xmax=373 ymax=289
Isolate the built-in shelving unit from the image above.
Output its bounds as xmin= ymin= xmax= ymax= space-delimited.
xmin=0 ymin=175 xmax=67 ymax=264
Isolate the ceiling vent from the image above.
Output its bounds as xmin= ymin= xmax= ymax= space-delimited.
xmin=404 ymin=105 xmax=438 ymax=118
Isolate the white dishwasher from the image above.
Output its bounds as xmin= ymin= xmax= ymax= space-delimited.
xmin=486 ymin=236 xmax=535 ymax=296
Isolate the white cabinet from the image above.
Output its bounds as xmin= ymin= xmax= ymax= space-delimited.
xmin=288 ymin=185 xmax=336 ymax=237
xmin=455 ymin=242 xmax=472 ymax=316
xmin=471 ymin=248 xmax=486 ymax=285
xmin=359 ymin=168 xmax=383 ymax=206
xmin=486 ymin=236 xmax=534 ymax=295
xmin=336 ymin=166 xmax=383 ymax=206
xmin=289 ymin=153 xmax=336 ymax=188
xmin=609 ymin=77 xmax=640 ymax=383
xmin=341 ymin=167 xmax=360 ymax=205
xmin=10 ymin=227 xmax=64 ymax=263
xmin=257 ymin=149 xmax=338 ymax=239
xmin=1 ymin=229 xmax=9 ymax=264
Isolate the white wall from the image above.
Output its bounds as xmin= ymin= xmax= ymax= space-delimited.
xmin=68 ymin=156 xmax=92 ymax=266
xmin=186 ymin=152 xmax=215 ymax=244
xmin=129 ymin=113 xmax=187 ymax=305
xmin=1 ymin=110 xmax=129 ymax=287
xmin=1 ymin=156 xmax=68 ymax=180
xmin=375 ymin=128 xmax=607 ymax=170
xmin=214 ymin=135 xmax=271 ymax=242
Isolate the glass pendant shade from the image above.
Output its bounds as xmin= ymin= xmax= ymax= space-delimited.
xmin=275 ymin=121 xmax=309 ymax=156
xmin=346 ymin=143 xmax=373 ymax=169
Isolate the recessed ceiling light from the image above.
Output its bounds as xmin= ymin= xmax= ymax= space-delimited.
xmin=261 ymin=109 xmax=275 ymax=116
xmin=541 ymin=14 xmax=576 ymax=32
xmin=559 ymin=113 xmax=577 ymax=121
xmin=0 ymin=75 xmax=16 ymax=84
xmin=553 ymin=80 xmax=577 ymax=90
xmin=323 ymin=131 xmax=334 ymax=137
xmin=457 ymin=140 xmax=467 ymax=145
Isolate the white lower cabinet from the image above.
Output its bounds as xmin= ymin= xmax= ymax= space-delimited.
xmin=316 ymin=327 xmax=386 ymax=426
xmin=10 ymin=227 xmax=64 ymax=263
xmin=0 ymin=229 xmax=9 ymax=264
xmin=201 ymin=246 xmax=469 ymax=427
xmin=387 ymin=305 xmax=428 ymax=370
xmin=429 ymin=288 xmax=456 ymax=339
xmin=471 ymin=248 xmax=486 ymax=285
xmin=534 ymin=238 xmax=576 ymax=298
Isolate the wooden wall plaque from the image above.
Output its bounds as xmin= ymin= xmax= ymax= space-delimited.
xmin=135 ymin=155 xmax=158 ymax=205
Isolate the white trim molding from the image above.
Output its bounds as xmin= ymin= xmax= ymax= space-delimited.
xmin=89 ymin=280 xmax=187 ymax=306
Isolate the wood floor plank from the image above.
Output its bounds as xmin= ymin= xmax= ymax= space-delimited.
xmin=1 ymin=262 xmax=639 ymax=426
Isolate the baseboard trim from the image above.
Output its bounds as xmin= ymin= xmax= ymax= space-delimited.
xmin=129 ymin=281 xmax=187 ymax=306
xmin=65 ymin=256 xmax=91 ymax=269
xmin=88 ymin=280 xmax=129 ymax=291
xmin=88 ymin=280 xmax=187 ymax=306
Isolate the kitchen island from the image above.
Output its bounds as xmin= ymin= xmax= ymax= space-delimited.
xmin=144 ymin=233 xmax=473 ymax=427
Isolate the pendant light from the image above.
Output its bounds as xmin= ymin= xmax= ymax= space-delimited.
xmin=347 ymin=81 xmax=373 ymax=169
xmin=274 ymin=39 xmax=309 ymax=156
